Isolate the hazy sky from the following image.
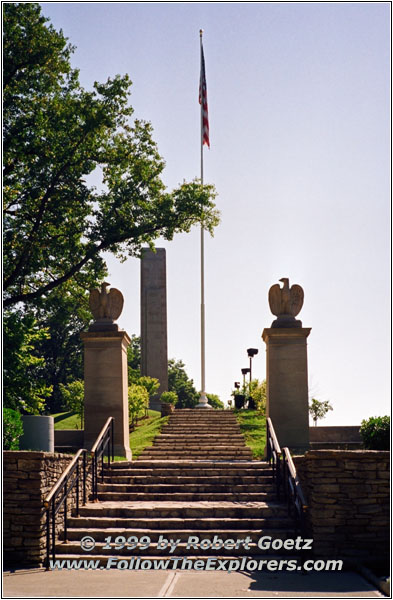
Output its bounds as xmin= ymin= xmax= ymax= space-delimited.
xmin=41 ymin=2 xmax=390 ymax=425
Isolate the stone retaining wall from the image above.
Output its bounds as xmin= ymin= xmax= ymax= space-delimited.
xmin=294 ymin=450 xmax=390 ymax=562
xmin=54 ymin=429 xmax=84 ymax=449
xmin=308 ymin=426 xmax=361 ymax=443
xmin=3 ymin=451 xmax=90 ymax=567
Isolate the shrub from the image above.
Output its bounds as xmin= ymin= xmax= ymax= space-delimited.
xmin=360 ymin=416 xmax=390 ymax=450
xmin=160 ymin=391 xmax=178 ymax=405
xmin=128 ymin=384 xmax=149 ymax=429
xmin=3 ymin=408 xmax=24 ymax=450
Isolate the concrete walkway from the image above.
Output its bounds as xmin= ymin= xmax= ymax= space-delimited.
xmin=3 ymin=567 xmax=383 ymax=598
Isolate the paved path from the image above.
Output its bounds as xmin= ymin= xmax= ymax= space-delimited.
xmin=3 ymin=567 xmax=383 ymax=598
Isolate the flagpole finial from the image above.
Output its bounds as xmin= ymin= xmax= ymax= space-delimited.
xmin=200 ymin=29 xmax=203 ymax=37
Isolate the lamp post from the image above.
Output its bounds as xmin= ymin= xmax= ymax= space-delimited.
xmin=247 ymin=348 xmax=259 ymax=383
xmin=241 ymin=368 xmax=250 ymax=389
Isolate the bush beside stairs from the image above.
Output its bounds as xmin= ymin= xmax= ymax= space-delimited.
xmin=55 ymin=410 xmax=301 ymax=566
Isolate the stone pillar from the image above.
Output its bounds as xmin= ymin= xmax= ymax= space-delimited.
xmin=81 ymin=331 xmax=131 ymax=459
xmin=141 ymin=248 xmax=168 ymax=410
xmin=262 ymin=327 xmax=311 ymax=450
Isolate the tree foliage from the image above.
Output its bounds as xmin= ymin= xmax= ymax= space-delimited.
xmin=360 ymin=416 xmax=390 ymax=450
xmin=3 ymin=3 xmax=218 ymax=417
xmin=59 ymin=380 xmax=84 ymax=429
xmin=128 ymin=384 xmax=149 ymax=429
xmin=160 ymin=391 xmax=178 ymax=405
xmin=3 ymin=408 xmax=24 ymax=450
xmin=206 ymin=394 xmax=224 ymax=409
xmin=3 ymin=3 xmax=219 ymax=309
xmin=309 ymin=398 xmax=333 ymax=426
xmin=248 ymin=379 xmax=267 ymax=412
xmin=3 ymin=311 xmax=52 ymax=414
xmin=127 ymin=336 xmax=142 ymax=384
xmin=168 ymin=359 xmax=199 ymax=408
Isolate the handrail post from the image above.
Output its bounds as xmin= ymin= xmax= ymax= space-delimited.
xmin=92 ymin=452 xmax=97 ymax=501
xmin=45 ymin=508 xmax=50 ymax=570
xmin=83 ymin=450 xmax=86 ymax=505
xmin=64 ymin=481 xmax=68 ymax=543
xmin=76 ymin=461 xmax=80 ymax=517
xmin=51 ymin=498 xmax=56 ymax=563
xmin=111 ymin=418 xmax=114 ymax=462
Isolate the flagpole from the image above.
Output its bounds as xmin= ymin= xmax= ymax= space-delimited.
xmin=197 ymin=29 xmax=210 ymax=408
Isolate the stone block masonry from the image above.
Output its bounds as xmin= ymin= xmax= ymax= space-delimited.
xmin=141 ymin=248 xmax=168 ymax=411
xmin=3 ymin=451 xmax=85 ymax=567
xmin=294 ymin=450 xmax=390 ymax=563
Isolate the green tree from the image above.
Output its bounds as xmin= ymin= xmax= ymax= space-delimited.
xmin=59 ymin=380 xmax=84 ymax=429
xmin=168 ymin=359 xmax=199 ymax=408
xmin=3 ymin=408 xmax=24 ymax=450
xmin=248 ymin=379 xmax=267 ymax=412
xmin=128 ymin=384 xmax=149 ymax=429
xmin=31 ymin=275 xmax=106 ymax=412
xmin=160 ymin=391 xmax=178 ymax=405
xmin=3 ymin=3 xmax=219 ymax=309
xmin=3 ymin=311 xmax=52 ymax=414
xmin=309 ymin=398 xmax=333 ymax=426
xmin=206 ymin=394 xmax=224 ymax=409
xmin=360 ymin=416 xmax=390 ymax=450
xmin=127 ymin=336 xmax=142 ymax=384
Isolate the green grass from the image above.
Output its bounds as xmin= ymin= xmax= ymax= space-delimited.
xmin=52 ymin=411 xmax=82 ymax=430
xmin=234 ymin=409 xmax=266 ymax=459
xmin=129 ymin=410 xmax=169 ymax=458
xmin=51 ymin=409 xmax=168 ymax=460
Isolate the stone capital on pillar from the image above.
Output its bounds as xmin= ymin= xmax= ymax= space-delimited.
xmin=81 ymin=330 xmax=132 ymax=459
xmin=262 ymin=327 xmax=311 ymax=451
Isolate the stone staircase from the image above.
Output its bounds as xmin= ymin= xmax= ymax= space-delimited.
xmin=54 ymin=410 xmax=299 ymax=566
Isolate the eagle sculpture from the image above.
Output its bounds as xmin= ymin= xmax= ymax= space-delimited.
xmin=268 ymin=278 xmax=304 ymax=327
xmin=89 ymin=282 xmax=124 ymax=322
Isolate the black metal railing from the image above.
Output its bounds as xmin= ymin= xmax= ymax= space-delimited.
xmin=44 ymin=449 xmax=88 ymax=569
xmin=44 ymin=416 xmax=114 ymax=568
xmin=266 ymin=417 xmax=282 ymax=499
xmin=91 ymin=417 xmax=114 ymax=501
xmin=282 ymin=446 xmax=308 ymax=536
xmin=266 ymin=417 xmax=308 ymax=537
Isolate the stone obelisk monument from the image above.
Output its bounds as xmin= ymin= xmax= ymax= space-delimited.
xmin=81 ymin=282 xmax=132 ymax=459
xmin=262 ymin=278 xmax=310 ymax=450
xmin=140 ymin=248 xmax=168 ymax=410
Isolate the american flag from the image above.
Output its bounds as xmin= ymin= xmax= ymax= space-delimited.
xmin=199 ymin=41 xmax=210 ymax=148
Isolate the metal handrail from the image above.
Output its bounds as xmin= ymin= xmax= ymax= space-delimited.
xmin=282 ymin=446 xmax=308 ymax=536
xmin=44 ymin=417 xmax=115 ymax=568
xmin=91 ymin=417 xmax=114 ymax=501
xmin=266 ymin=417 xmax=282 ymax=499
xmin=44 ymin=449 xmax=88 ymax=569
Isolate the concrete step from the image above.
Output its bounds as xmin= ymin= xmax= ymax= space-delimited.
xmin=95 ymin=492 xmax=276 ymax=502
xmin=138 ymin=444 xmax=252 ymax=458
xmin=55 ymin=540 xmax=295 ymax=557
xmin=67 ymin=516 xmax=293 ymax=530
xmin=102 ymin=475 xmax=274 ymax=485
xmin=137 ymin=454 xmax=254 ymax=460
xmin=160 ymin=429 xmax=242 ymax=434
xmin=149 ymin=444 xmax=248 ymax=449
xmin=153 ymin=437 xmax=246 ymax=443
xmin=96 ymin=483 xmax=275 ymax=494
xmin=63 ymin=527 xmax=295 ymax=544
xmin=105 ymin=462 xmax=271 ymax=475
xmin=78 ymin=501 xmax=288 ymax=519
